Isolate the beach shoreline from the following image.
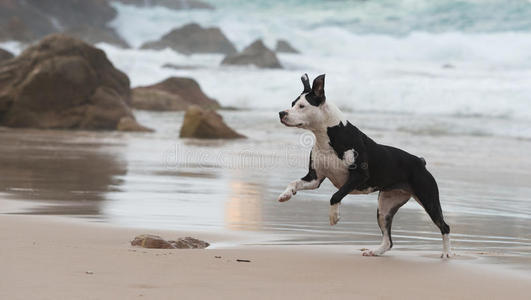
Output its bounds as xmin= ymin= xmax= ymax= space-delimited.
xmin=1 ymin=211 xmax=529 ymax=300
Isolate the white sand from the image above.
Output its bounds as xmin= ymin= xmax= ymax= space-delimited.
xmin=1 ymin=214 xmax=529 ymax=300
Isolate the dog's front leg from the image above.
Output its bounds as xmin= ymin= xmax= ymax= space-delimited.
xmin=278 ymin=152 xmax=323 ymax=202
xmin=278 ymin=177 xmax=323 ymax=202
xmin=329 ymin=171 xmax=369 ymax=225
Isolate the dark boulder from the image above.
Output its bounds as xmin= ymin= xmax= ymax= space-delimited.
xmin=0 ymin=34 xmax=146 ymax=131
xmin=275 ymin=39 xmax=299 ymax=54
xmin=179 ymin=106 xmax=245 ymax=139
xmin=221 ymin=39 xmax=282 ymax=69
xmin=141 ymin=23 xmax=236 ymax=55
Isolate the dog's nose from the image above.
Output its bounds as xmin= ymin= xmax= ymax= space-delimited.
xmin=279 ymin=111 xmax=287 ymax=119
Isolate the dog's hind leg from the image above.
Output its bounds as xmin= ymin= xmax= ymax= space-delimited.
xmin=363 ymin=190 xmax=410 ymax=256
xmin=411 ymin=169 xmax=452 ymax=259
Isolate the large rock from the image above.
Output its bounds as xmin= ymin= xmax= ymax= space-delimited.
xmin=275 ymin=39 xmax=300 ymax=54
xmin=0 ymin=0 xmax=128 ymax=48
xmin=0 ymin=48 xmax=13 ymax=62
xmin=116 ymin=0 xmax=214 ymax=10
xmin=180 ymin=106 xmax=245 ymax=139
xmin=141 ymin=23 xmax=236 ymax=55
xmin=221 ymin=39 xmax=282 ymax=69
xmin=132 ymin=77 xmax=220 ymax=111
xmin=131 ymin=234 xmax=210 ymax=249
xmin=0 ymin=34 xmax=146 ymax=131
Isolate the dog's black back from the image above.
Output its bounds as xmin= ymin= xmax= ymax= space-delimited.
xmin=327 ymin=121 xmax=424 ymax=190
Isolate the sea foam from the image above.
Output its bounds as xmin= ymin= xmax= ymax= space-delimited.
xmin=105 ymin=2 xmax=531 ymax=124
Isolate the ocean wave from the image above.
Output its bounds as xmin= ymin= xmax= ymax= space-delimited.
xmin=110 ymin=0 xmax=531 ymax=48
xmin=100 ymin=27 xmax=531 ymax=122
xmin=105 ymin=0 xmax=531 ymax=124
xmin=109 ymin=1 xmax=531 ymax=66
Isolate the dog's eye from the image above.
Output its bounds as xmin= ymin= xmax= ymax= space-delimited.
xmin=299 ymin=104 xmax=305 ymax=109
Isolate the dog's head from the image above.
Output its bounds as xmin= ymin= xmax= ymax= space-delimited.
xmin=279 ymin=74 xmax=326 ymax=130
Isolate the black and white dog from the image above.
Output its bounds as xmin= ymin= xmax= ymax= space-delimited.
xmin=278 ymin=74 xmax=451 ymax=258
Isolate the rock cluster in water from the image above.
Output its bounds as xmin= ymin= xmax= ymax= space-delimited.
xmin=0 ymin=2 xmax=300 ymax=135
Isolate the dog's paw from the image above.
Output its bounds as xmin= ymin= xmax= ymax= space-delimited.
xmin=362 ymin=248 xmax=385 ymax=257
xmin=277 ymin=190 xmax=293 ymax=202
xmin=441 ymin=234 xmax=452 ymax=259
xmin=440 ymin=251 xmax=453 ymax=259
xmin=329 ymin=203 xmax=340 ymax=225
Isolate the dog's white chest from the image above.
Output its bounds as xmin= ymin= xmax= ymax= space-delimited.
xmin=311 ymin=143 xmax=374 ymax=194
xmin=311 ymin=144 xmax=354 ymax=189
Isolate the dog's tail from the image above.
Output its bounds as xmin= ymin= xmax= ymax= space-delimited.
xmin=419 ymin=157 xmax=426 ymax=166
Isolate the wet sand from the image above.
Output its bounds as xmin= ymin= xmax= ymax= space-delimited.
xmin=1 ymin=213 xmax=530 ymax=300
xmin=1 ymin=110 xmax=530 ymax=274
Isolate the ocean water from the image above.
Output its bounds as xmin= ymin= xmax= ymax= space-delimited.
xmin=101 ymin=0 xmax=531 ymax=139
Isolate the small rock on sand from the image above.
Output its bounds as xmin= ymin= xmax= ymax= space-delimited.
xmin=131 ymin=234 xmax=210 ymax=249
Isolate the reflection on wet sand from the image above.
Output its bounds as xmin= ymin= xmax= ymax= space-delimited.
xmin=0 ymin=129 xmax=127 ymax=215
xmin=225 ymin=177 xmax=263 ymax=231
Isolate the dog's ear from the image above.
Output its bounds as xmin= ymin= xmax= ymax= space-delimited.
xmin=312 ymin=74 xmax=325 ymax=99
xmin=301 ymin=73 xmax=311 ymax=93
